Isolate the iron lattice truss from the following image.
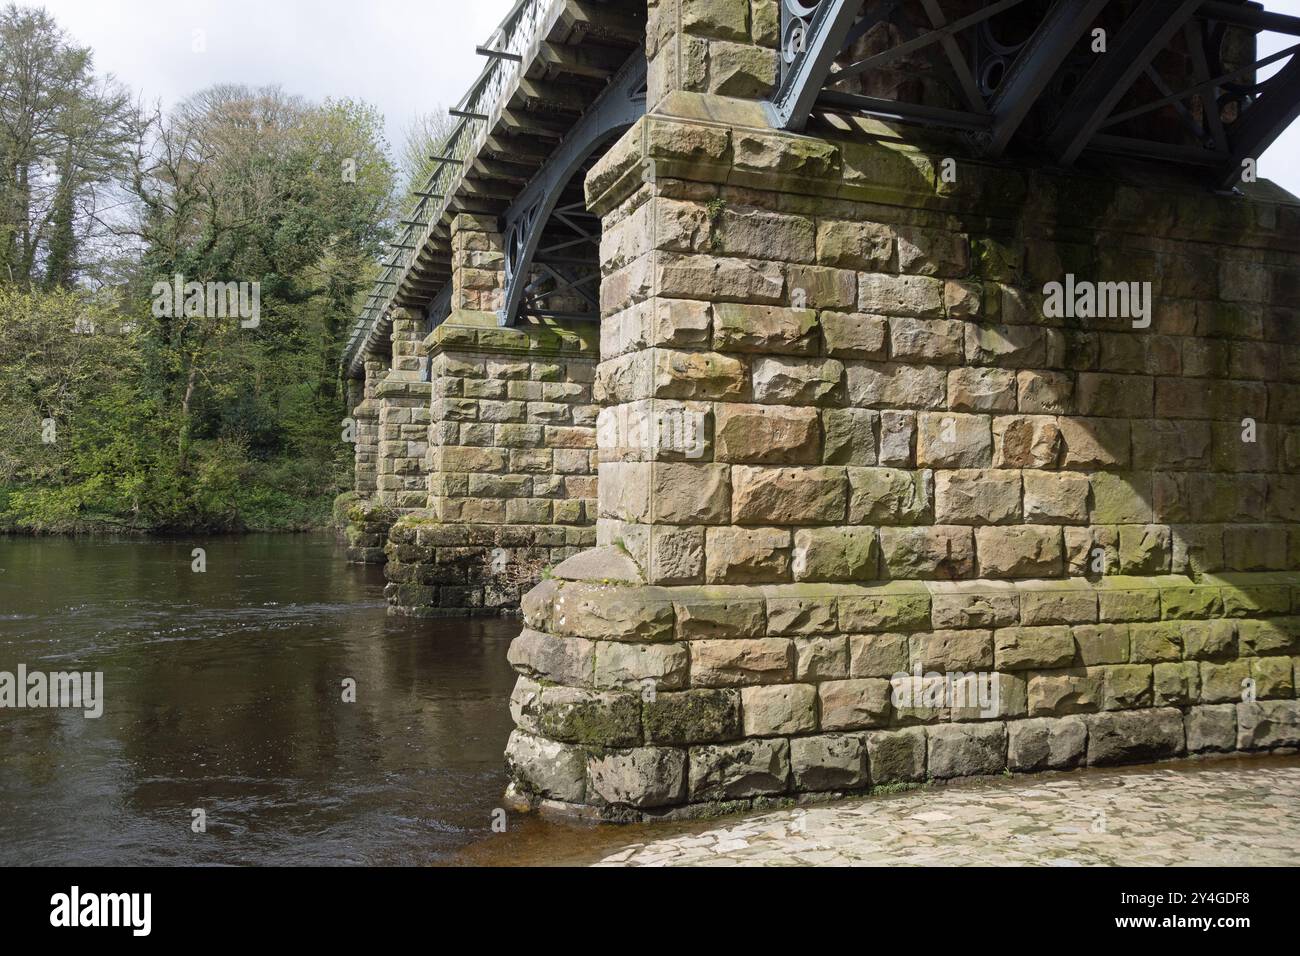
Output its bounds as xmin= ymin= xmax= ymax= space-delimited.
xmin=499 ymin=53 xmax=646 ymax=326
xmin=768 ymin=0 xmax=1300 ymax=190
xmin=343 ymin=0 xmax=645 ymax=376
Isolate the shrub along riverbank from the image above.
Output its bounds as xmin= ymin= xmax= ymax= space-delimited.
xmin=0 ymin=7 xmax=407 ymax=534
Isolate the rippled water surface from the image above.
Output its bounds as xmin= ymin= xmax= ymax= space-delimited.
xmin=0 ymin=534 xmax=526 ymax=866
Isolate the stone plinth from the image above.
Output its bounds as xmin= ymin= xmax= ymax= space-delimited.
xmin=505 ymin=566 xmax=1300 ymax=820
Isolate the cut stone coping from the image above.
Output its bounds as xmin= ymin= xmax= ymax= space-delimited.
xmin=551 ymin=546 xmax=645 ymax=585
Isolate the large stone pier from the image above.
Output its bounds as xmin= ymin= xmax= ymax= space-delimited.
xmin=340 ymin=0 xmax=1300 ymax=816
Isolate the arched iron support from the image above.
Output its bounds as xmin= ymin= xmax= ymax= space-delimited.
xmin=497 ymin=52 xmax=647 ymax=328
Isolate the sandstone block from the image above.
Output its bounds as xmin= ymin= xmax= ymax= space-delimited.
xmin=690 ymin=638 xmax=793 ymax=686
xmin=1184 ymin=703 xmax=1238 ymax=752
xmin=889 ymin=316 xmax=965 ymax=364
xmin=1086 ymin=709 xmax=1185 ymax=765
xmin=526 ymin=686 xmax=643 ymax=747
xmin=741 ymin=683 xmax=817 ymax=736
xmin=847 ymin=361 xmax=947 ymax=409
xmin=1200 ymin=660 xmax=1251 ymax=703
xmin=995 ymin=626 xmax=1075 ymax=670
xmin=766 ymin=594 xmax=837 ymax=634
xmin=1073 ymin=623 xmax=1130 ymax=665
xmin=1102 ymin=663 xmax=1154 ymax=710
xmin=1154 ymin=661 xmax=1201 ymax=706
xmin=816 ymin=219 xmax=895 ymax=271
xmin=879 ymin=525 xmax=977 ymax=578
xmin=765 ymin=499 xmax=854 ymax=559
xmin=752 ymin=356 xmax=844 ymax=405
xmin=791 ymin=733 xmax=869 ymax=791
xmin=1028 ymin=668 xmax=1102 ymax=716
xmin=553 ymin=583 xmax=675 ymax=642
xmin=506 ymin=730 xmax=585 ymax=802
xmin=715 ymin=403 xmax=820 ymax=464
xmin=838 ymin=590 xmax=931 ymax=632
xmin=689 ymin=738 xmax=790 ymax=800
xmin=976 ymin=526 xmax=1064 ymax=577
xmin=917 ymin=412 xmax=993 ymax=467
xmin=878 ymin=410 xmax=917 ymax=466
xmin=910 ymin=629 xmax=994 ymax=671
xmin=927 ymin=723 xmax=1007 ymax=778
xmin=643 ymin=688 xmax=742 ymax=744
xmin=1023 ymin=471 xmax=1090 ymax=523
xmin=821 ymin=312 xmax=888 ymax=359
xmin=587 ymin=747 xmax=687 ymax=809
xmin=713 ymin=302 xmax=818 ymax=354
xmin=930 ymin=584 xmax=1019 ymax=629
xmin=948 ymin=366 xmax=1017 ymax=412
xmin=593 ymin=641 xmax=690 ymax=691
xmin=858 ymin=273 xmax=944 ymax=317
xmin=705 ymin=527 xmax=791 ymax=583
xmin=673 ymin=590 xmax=765 ymax=640
xmin=795 ymin=635 xmax=849 ymax=680
xmin=865 ymin=727 xmax=927 ymax=784
xmin=732 ymin=466 xmax=847 ymax=525
xmin=849 ymin=633 xmax=911 ymax=677
xmin=819 ymin=678 xmax=893 ymax=730
xmin=934 ymin=469 xmax=1022 ymax=525
xmin=822 ymin=408 xmax=878 ymax=466
xmin=847 ymin=467 xmax=932 ymax=524
xmin=1007 ymin=716 xmax=1087 ymax=771
xmin=652 ymin=349 xmax=748 ymax=401
xmin=1236 ymin=700 xmax=1300 ymax=749
xmin=508 ymin=629 xmax=595 ymax=686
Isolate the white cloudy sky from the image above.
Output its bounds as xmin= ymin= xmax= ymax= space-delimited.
xmin=21 ymin=0 xmax=1300 ymax=197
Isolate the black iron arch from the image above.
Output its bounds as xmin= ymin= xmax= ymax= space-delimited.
xmin=497 ymin=52 xmax=647 ymax=327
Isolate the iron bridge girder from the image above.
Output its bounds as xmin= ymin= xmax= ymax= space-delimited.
xmin=498 ymin=51 xmax=648 ymax=328
xmin=766 ymin=0 xmax=1300 ymax=191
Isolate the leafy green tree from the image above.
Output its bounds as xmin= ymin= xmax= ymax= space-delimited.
xmin=0 ymin=4 xmax=134 ymax=289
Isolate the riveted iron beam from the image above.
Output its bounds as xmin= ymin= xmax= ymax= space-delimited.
xmin=1049 ymin=0 xmax=1204 ymax=166
xmin=984 ymin=0 xmax=1112 ymax=156
xmin=1219 ymin=50 xmax=1300 ymax=189
xmin=767 ymin=0 xmax=862 ymax=132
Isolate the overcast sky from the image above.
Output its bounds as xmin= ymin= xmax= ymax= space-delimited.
xmin=22 ymin=0 xmax=1300 ymax=198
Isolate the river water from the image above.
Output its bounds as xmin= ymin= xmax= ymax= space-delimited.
xmin=0 ymin=533 xmax=568 ymax=865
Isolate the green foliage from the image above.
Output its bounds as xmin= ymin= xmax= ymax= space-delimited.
xmin=0 ymin=63 xmax=397 ymax=533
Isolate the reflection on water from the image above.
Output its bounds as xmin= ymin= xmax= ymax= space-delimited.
xmin=0 ymin=534 xmax=522 ymax=866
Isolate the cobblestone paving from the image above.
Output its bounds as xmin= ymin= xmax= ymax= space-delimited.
xmin=595 ymin=759 xmax=1300 ymax=867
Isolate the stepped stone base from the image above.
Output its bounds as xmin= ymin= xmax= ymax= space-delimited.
xmin=503 ymin=564 xmax=1300 ymax=821
xmin=384 ymin=511 xmax=596 ymax=616
xmin=337 ymin=495 xmax=397 ymax=565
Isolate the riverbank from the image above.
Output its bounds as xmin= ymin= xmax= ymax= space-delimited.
xmin=454 ymin=753 xmax=1300 ymax=867
xmin=0 ymin=484 xmax=340 ymax=535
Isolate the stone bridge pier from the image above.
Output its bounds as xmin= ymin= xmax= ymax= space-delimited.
xmin=384 ymin=212 xmax=601 ymax=616
xmin=340 ymin=0 xmax=1300 ymax=819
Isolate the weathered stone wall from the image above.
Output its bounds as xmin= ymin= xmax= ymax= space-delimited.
xmin=501 ymin=87 xmax=1300 ymax=818
xmin=384 ymin=312 xmax=601 ymax=616
xmin=646 ymin=0 xmax=779 ymax=108
xmin=375 ymin=311 xmax=432 ymax=512
xmin=340 ymin=356 xmax=396 ymax=565
xmin=353 ymin=358 xmax=385 ymax=497
xmin=381 ymin=213 xmax=602 ymax=616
